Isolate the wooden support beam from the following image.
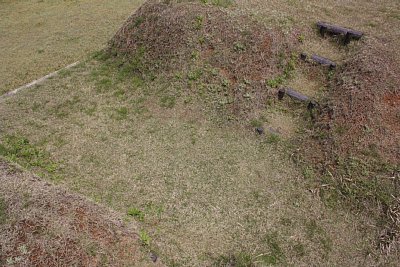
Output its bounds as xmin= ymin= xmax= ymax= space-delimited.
xmin=286 ymin=88 xmax=310 ymax=101
xmin=299 ymin=53 xmax=336 ymax=70
xmin=317 ymin=21 xmax=363 ymax=44
xmin=278 ymin=88 xmax=309 ymax=102
xmin=278 ymin=88 xmax=318 ymax=111
xmin=311 ymin=54 xmax=336 ymax=69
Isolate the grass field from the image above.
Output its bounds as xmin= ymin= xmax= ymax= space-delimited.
xmin=0 ymin=0 xmax=399 ymax=266
xmin=0 ymin=58 xmax=393 ymax=265
xmin=0 ymin=0 xmax=144 ymax=95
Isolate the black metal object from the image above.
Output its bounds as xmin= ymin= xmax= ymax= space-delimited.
xmin=317 ymin=21 xmax=363 ymax=45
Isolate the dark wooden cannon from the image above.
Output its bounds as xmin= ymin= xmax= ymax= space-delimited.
xmin=317 ymin=21 xmax=363 ymax=45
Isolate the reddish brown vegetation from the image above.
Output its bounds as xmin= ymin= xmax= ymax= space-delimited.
xmin=108 ymin=0 xmax=298 ymax=118
xmin=0 ymin=160 xmax=156 ymax=266
xmin=328 ymin=38 xmax=399 ymax=164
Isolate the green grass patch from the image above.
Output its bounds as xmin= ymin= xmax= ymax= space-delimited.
xmin=250 ymin=119 xmax=262 ymax=128
xmin=194 ymin=15 xmax=204 ymax=30
xmin=266 ymin=53 xmax=297 ymax=88
xmin=159 ymin=95 xmax=176 ymax=108
xmin=0 ymin=135 xmax=59 ymax=176
xmin=134 ymin=16 xmax=144 ymax=27
xmin=187 ymin=69 xmax=203 ymax=81
xmin=96 ymin=78 xmax=113 ymax=92
xmin=127 ymin=207 xmax=145 ymax=221
xmin=0 ymin=198 xmax=6 ymax=224
xmin=139 ymin=230 xmax=151 ymax=246
xmin=265 ymin=133 xmax=280 ymax=144
xmin=113 ymin=107 xmax=129 ymax=120
xmin=260 ymin=232 xmax=285 ymax=265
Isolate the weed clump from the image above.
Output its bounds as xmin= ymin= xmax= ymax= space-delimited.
xmin=0 ymin=198 xmax=6 ymax=224
xmin=0 ymin=135 xmax=59 ymax=178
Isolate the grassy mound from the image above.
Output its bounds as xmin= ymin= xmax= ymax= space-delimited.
xmin=329 ymin=38 xmax=399 ymax=165
xmin=107 ymin=0 xmax=298 ymax=118
xmin=0 ymin=159 xmax=157 ymax=266
xmin=330 ymin=38 xmax=400 ymax=253
xmin=303 ymin=37 xmax=400 ymax=255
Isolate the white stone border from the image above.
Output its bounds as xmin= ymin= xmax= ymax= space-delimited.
xmin=0 ymin=61 xmax=80 ymax=101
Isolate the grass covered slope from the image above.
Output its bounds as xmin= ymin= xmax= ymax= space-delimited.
xmin=0 ymin=56 xmax=389 ymax=266
xmin=0 ymin=159 xmax=156 ymax=266
xmin=107 ymin=0 xmax=298 ymax=119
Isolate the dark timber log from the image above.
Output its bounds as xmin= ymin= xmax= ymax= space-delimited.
xmin=278 ymin=88 xmax=309 ymax=102
xmin=278 ymin=89 xmax=285 ymax=100
xmin=317 ymin=21 xmax=363 ymax=44
xmin=311 ymin=54 xmax=336 ymax=69
xmin=277 ymin=88 xmax=317 ymax=110
xmin=286 ymin=88 xmax=309 ymax=102
xmin=299 ymin=53 xmax=336 ymax=69
xmin=255 ymin=127 xmax=264 ymax=135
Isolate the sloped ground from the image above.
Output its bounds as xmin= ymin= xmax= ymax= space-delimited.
xmin=231 ymin=0 xmax=400 ymax=254
xmin=108 ymin=0 xmax=298 ymax=119
xmin=328 ymin=38 xmax=399 ymax=164
xmin=1 ymin=0 xmax=400 ymax=265
xmin=0 ymin=158 xmax=159 ymax=266
xmin=0 ymin=57 xmax=396 ymax=266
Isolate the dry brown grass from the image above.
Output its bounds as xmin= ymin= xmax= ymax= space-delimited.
xmin=108 ymin=0 xmax=299 ymax=120
xmin=1 ymin=0 xmax=400 ymax=265
xmin=0 ymin=0 xmax=145 ymax=95
xmin=0 ymin=58 xmax=396 ymax=266
xmin=234 ymin=0 xmax=399 ymax=255
xmin=0 ymin=158 xmax=160 ymax=266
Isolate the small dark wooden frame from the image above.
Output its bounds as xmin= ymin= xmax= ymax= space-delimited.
xmin=317 ymin=21 xmax=363 ymax=45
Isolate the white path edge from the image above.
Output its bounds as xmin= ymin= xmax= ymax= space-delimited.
xmin=0 ymin=61 xmax=80 ymax=101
